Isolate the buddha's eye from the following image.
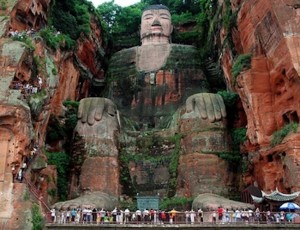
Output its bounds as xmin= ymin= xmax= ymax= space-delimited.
xmin=143 ymin=14 xmax=153 ymax=20
xmin=160 ymin=14 xmax=170 ymax=20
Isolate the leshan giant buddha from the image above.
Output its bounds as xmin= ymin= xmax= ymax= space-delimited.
xmin=72 ymin=5 xmax=227 ymax=201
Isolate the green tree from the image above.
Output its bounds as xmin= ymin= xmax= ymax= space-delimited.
xmin=97 ymin=0 xmax=122 ymax=32
xmin=49 ymin=0 xmax=91 ymax=40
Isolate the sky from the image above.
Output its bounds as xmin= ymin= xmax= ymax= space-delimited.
xmin=90 ymin=0 xmax=140 ymax=7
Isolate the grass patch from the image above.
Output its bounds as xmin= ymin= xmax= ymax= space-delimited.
xmin=232 ymin=53 xmax=252 ymax=82
xmin=11 ymin=32 xmax=35 ymax=51
xmin=159 ymin=197 xmax=193 ymax=211
xmin=271 ymin=122 xmax=298 ymax=147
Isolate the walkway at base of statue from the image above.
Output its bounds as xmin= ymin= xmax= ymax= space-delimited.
xmin=45 ymin=223 xmax=300 ymax=229
xmin=136 ymin=196 xmax=159 ymax=211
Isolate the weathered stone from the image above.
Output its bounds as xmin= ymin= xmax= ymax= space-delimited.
xmin=0 ymin=0 xmax=107 ymax=228
xmin=221 ymin=0 xmax=300 ymax=195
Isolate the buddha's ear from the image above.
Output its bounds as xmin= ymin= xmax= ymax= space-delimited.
xmin=170 ymin=24 xmax=173 ymax=34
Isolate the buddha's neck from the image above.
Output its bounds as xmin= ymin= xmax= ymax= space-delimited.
xmin=141 ymin=35 xmax=170 ymax=46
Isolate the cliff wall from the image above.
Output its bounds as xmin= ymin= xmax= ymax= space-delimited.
xmin=0 ymin=0 xmax=106 ymax=228
xmin=221 ymin=0 xmax=300 ymax=194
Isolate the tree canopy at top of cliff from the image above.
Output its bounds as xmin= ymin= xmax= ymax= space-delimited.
xmin=49 ymin=0 xmax=95 ymax=40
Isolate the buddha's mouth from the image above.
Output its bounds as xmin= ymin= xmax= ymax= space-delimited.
xmin=151 ymin=26 xmax=162 ymax=32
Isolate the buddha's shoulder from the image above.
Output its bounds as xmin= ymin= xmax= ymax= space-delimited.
xmin=169 ymin=44 xmax=198 ymax=54
xmin=164 ymin=44 xmax=200 ymax=69
xmin=109 ymin=47 xmax=138 ymax=68
xmin=112 ymin=46 xmax=138 ymax=58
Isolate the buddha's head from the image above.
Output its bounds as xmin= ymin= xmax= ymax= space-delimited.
xmin=140 ymin=5 xmax=173 ymax=45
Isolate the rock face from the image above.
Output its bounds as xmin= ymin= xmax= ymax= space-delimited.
xmin=9 ymin=0 xmax=51 ymax=31
xmin=221 ymin=0 xmax=300 ymax=195
xmin=0 ymin=0 xmax=108 ymax=228
xmin=0 ymin=38 xmax=33 ymax=220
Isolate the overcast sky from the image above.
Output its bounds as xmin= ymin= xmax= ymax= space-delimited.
xmin=90 ymin=0 xmax=140 ymax=7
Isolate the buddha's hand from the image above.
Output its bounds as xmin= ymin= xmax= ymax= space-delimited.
xmin=77 ymin=97 xmax=118 ymax=126
xmin=186 ymin=93 xmax=226 ymax=122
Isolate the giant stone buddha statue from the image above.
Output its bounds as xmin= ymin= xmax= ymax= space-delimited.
xmin=72 ymin=4 xmax=226 ymax=199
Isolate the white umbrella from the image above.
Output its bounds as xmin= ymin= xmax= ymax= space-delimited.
xmin=279 ymin=202 xmax=300 ymax=210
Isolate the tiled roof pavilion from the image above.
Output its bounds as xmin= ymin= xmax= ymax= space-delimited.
xmin=251 ymin=188 xmax=300 ymax=203
xmin=242 ymin=186 xmax=300 ymax=211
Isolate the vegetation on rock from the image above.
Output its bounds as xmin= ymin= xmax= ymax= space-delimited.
xmin=119 ymin=132 xmax=181 ymax=197
xmin=160 ymin=196 xmax=193 ymax=210
xmin=271 ymin=122 xmax=298 ymax=147
xmin=217 ymin=127 xmax=247 ymax=172
xmin=49 ymin=0 xmax=92 ymax=40
xmin=232 ymin=53 xmax=252 ymax=80
xmin=28 ymin=89 xmax=48 ymax=119
xmin=11 ymin=32 xmax=35 ymax=51
xmin=31 ymin=203 xmax=44 ymax=230
xmin=46 ymin=151 xmax=70 ymax=201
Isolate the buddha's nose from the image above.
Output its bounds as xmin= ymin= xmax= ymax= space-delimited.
xmin=151 ymin=19 xmax=161 ymax=26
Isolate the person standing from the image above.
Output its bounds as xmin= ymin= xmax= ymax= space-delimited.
xmin=50 ymin=208 xmax=56 ymax=223
xmin=124 ymin=208 xmax=130 ymax=223
xmin=218 ymin=206 xmax=224 ymax=223
xmin=170 ymin=208 xmax=177 ymax=224
xmin=212 ymin=211 xmax=217 ymax=224
xmin=198 ymin=208 xmax=203 ymax=223
xmin=190 ymin=209 xmax=196 ymax=224
xmin=136 ymin=208 xmax=142 ymax=223
xmin=71 ymin=208 xmax=77 ymax=223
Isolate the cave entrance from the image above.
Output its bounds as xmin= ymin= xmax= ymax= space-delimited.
xmin=283 ymin=111 xmax=299 ymax=124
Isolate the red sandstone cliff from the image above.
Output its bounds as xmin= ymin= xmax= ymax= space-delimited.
xmin=0 ymin=0 xmax=107 ymax=227
xmin=221 ymin=0 xmax=300 ymax=195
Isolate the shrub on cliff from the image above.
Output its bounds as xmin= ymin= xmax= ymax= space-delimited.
xmin=39 ymin=27 xmax=75 ymax=51
xmin=46 ymin=151 xmax=70 ymax=201
xmin=271 ymin=122 xmax=298 ymax=147
xmin=31 ymin=203 xmax=44 ymax=230
xmin=232 ymin=53 xmax=252 ymax=80
xmin=11 ymin=32 xmax=35 ymax=51
xmin=49 ymin=0 xmax=91 ymax=41
xmin=159 ymin=197 xmax=193 ymax=211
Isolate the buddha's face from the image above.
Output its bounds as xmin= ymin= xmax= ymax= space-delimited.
xmin=140 ymin=8 xmax=173 ymax=44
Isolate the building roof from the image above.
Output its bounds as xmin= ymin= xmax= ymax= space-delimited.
xmin=251 ymin=188 xmax=300 ymax=203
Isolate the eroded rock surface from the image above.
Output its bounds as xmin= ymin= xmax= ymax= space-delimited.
xmin=221 ymin=0 xmax=300 ymax=195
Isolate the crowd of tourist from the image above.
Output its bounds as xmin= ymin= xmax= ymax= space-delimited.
xmin=12 ymin=144 xmax=39 ymax=183
xmin=7 ymin=27 xmax=44 ymax=98
xmin=12 ymin=76 xmax=43 ymax=96
xmin=48 ymin=206 xmax=299 ymax=225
